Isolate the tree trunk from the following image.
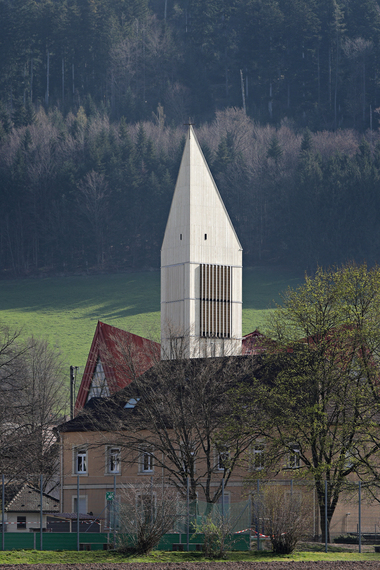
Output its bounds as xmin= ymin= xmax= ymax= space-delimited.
xmin=315 ymin=480 xmax=338 ymax=543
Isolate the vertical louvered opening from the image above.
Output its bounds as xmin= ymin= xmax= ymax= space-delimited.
xmin=200 ymin=264 xmax=231 ymax=338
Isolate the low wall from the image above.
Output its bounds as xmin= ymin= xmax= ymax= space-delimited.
xmin=0 ymin=532 xmax=250 ymax=552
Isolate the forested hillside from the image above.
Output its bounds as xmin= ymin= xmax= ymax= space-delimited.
xmin=1 ymin=0 xmax=380 ymax=276
xmin=2 ymin=0 xmax=380 ymax=128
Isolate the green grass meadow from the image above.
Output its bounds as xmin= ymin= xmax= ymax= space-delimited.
xmin=0 ymin=547 xmax=379 ymax=564
xmin=0 ymin=267 xmax=304 ymax=376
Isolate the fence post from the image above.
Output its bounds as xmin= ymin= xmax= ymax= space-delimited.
xmin=2 ymin=474 xmax=4 ymax=551
xmin=77 ymin=475 xmax=80 ymax=551
xmin=325 ymin=480 xmax=328 ymax=553
xmin=256 ymin=479 xmax=260 ymax=551
xmin=114 ymin=475 xmax=117 ymax=549
xmin=248 ymin=492 xmax=252 ymax=541
xmin=358 ymin=481 xmax=361 ymax=553
xmin=186 ymin=477 xmax=190 ymax=552
xmin=222 ymin=478 xmax=225 ymax=522
xmin=40 ymin=474 xmax=43 ymax=551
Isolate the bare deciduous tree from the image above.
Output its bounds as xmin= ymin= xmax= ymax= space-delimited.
xmin=77 ymin=170 xmax=109 ymax=266
xmin=116 ymin=478 xmax=184 ymax=554
xmin=0 ymin=331 xmax=67 ymax=491
xmin=92 ymin=333 xmax=258 ymax=507
xmin=262 ymin=485 xmax=313 ymax=554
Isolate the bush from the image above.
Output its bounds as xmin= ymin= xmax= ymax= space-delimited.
xmin=116 ymin=479 xmax=184 ymax=555
xmin=262 ymin=486 xmax=312 ymax=554
xmin=193 ymin=513 xmax=232 ymax=558
xmin=333 ymin=535 xmax=359 ymax=544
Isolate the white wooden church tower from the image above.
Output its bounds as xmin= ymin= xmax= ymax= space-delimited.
xmin=161 ymin=125 xmax=242 ymax=359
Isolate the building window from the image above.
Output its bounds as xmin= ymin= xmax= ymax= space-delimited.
xmin=253 ymin=444 xmax=265 ymax=470
xmin=287 ymin=444 xmax=300 ymax=469
xmin=140 ymin=450 xmax=154 ymax=473
xmin=180 ymin=443 xmax=195 ymax=474
xmin=204 ymin=233 xmax=207 ymax=240
xmin=200 ymin=264 xmax=231 ymax=338
xmin=180 ymin=234 xmax=182 ymax=240
xmin=108 ymin=447 xmax=120 ymax=474
xmin=73 ymin=496 xmax=87 ymax=514
xmin=137 ymin=493 xmax=156 ymax=523
xmin=216 ymin=448 xmax=229 ymax=471
xmin=75 ymin=448 xmax=87 ymax=474
xmin=17 ymin=516 xmax=26 ymax=530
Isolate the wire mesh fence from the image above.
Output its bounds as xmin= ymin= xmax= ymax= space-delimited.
xmin=106 ymin=477 xmax=380 ymax=551
xmin=2 ymin=474 xmax=380 ymax=552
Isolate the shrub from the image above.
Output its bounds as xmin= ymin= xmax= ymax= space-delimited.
xmin=333 ymin=535 xmax=359 ymax=544
xmin=116 ymin=479 xmax=184 ymax=555
xmin=193 ymin=512 xmax=232 ymax=558
xmin=263 ymin=486 xmax=312 ymax=554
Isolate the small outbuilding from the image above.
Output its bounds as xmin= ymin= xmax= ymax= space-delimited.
xmin=0 ymin=481 xmax=59 ymax=532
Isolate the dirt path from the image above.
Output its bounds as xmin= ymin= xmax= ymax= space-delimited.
xmin=1 ymin=563 xmax=380 ymax=570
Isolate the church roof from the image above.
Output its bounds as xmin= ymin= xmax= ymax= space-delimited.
xmin=75 ymin=321 xmax=160 ymax=413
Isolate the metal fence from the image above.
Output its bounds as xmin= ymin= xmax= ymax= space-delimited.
xmin=1 ymin=474 xmax=378 ymax=552
xmin=244 ymin=479 xmax=380 ymax=553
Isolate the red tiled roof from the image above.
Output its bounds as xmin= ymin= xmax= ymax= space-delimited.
xmin=75 ymin=322 xmax=160 ymax=413
xmin=242 ymin=330 xmax=266 ymax=355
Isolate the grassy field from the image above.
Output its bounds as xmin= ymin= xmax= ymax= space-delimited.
xmin=0 ymin=547 xmax=379 ymax=564
xmin=0 ymin=267 xmax=304 ymax=375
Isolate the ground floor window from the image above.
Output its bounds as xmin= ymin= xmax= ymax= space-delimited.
xmin=17 ymin=516 xmax=26 ymax=530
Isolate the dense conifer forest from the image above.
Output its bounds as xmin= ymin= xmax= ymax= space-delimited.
xmin=1 ymin=0 xmax=380 ymax=276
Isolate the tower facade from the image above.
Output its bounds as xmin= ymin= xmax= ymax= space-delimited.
xmin=161 ymin=126 xmax=242 ymax=359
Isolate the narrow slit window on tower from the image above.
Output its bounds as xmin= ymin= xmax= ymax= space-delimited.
xmin=200 ymin=264 xmax=231 ymax=338
xmin=180 ymin=234 xmax=182 ymax=240
xmin=204 ymin=234 xmax=207 ymax=240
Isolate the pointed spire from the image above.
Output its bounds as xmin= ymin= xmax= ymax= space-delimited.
xmin=161 ymin=125 xmax=242 ymax=267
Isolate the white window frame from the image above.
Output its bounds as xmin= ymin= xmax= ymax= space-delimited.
xmin=107 ymin=446 xmax=121 ymax=474
xmin=180 ymin=442 xmax=196 ymax=474
xmin=287 ymin=444 xmax=301 ymax=469
xmin=216 ymin=448 xmax=229 ymax=471
xmin=252 ymin=444 xmax=265 ymax=470
xmin=140 ymin=449 xmax=154 ymax=473
xmin=74 ymin=447 xmax=87 ymax=474
xmin=218 ymin=492 xmax=230 ymax=508
xmin=136 ymin=492 xmax=157 ymax=522
xmin=344 ymin=448 xmax=358 ymax=470
xmin=72 ymin=495 xmax=87 ymax=514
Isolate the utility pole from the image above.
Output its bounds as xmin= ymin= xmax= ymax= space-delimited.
xmin=70 ymin=366 xmax=78 ymax=420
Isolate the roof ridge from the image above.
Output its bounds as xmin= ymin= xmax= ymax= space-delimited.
xmin=5 ymin=482 xmax=26 ymax=511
